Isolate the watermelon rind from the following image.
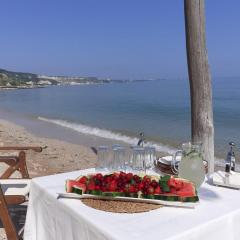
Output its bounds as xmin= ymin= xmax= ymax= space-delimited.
xmin=72 ymin=186 xmax=84 ymax=195
xmin=181 ymin=196 xmax=199 ymax=203
xmin=101 ymin=192 xmax=125 ymax=197
xmin=86 ymin=190 xmax=103 ymax=196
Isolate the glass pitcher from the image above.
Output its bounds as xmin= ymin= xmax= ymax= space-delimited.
xmin=171 ymin=142 xmax=205 ymax=189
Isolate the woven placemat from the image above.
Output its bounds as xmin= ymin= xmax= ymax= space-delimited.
xmin=81 ymin=198 xmax=162 ymax=213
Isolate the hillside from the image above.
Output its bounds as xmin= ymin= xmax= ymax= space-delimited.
xmin=0 ymin=68 xmax=58 ymax=87
xmin=0 ymin=68 xmax=109 ymax=88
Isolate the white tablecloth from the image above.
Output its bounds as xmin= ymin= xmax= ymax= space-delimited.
xmin=24 ymin=169 xmax=240 ymax=240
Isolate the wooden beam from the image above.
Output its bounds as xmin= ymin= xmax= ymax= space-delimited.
xmin=0 ymin=146 xmax=43 ymax=152
xmin=184 ymin=0 xmax=214 ymax=174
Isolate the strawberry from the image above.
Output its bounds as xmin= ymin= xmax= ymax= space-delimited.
xmin=148 ymin=186 xmax=155 ymax=194
xmin=150 ymin=180 xmax=158 ymax=188
xmin=87 ymin=181 xmax=95 ymax=191
xmin=95 ymin=185 xmax=100 ymax=191
xmin=126 ymin=173 xmax=133 ymax=181
xmin=133 ymin=175 xmax=141 ymax=183
xmin=113 ymin=172 xmax=120 ymax=178
xmin=111 ymin=174 xmax=118 ymax=181
xmin=109 ymin=181 xmax=117 ymax=192
xmin=103 ymin=176 xmax=111 ymax=184
xmin=154 ymin=186 xmax=162 ymax=194
xmin=129 ymin=185 xmax=137 ymax=193
xmin=134 ymin=184 xmax=139 ymax=191
xmin=138 ymin=182 xmax=145 ymax=191
xmin=96 ymin=173 xmax=103 ymax=180
xmin=119 ymin=172 xmax=126 ymax=179
xmin=143 ymin=176 xmax=151 ymax=184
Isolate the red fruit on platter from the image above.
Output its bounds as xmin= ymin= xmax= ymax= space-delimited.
xmin=143 ymin=176 xmax=151 ymax=184
xmin=103 ymin=176 xmax=111 ymax=183
xmin=154 ymin=186 xmax=162 ymax=194
xmin=134 ymin=184 xmax=139 ymax=191
xmin=117 ymin=181 xmax=124 ymax=188
xmin=87 ymin=181 xmax=96 ymax=191
xmin=133 ymin=175 xmax=141 ymax=183
xmin=109 ymin=181 xmax=117 ymax=191
xmin=148 ymin=186 xmax=155 ymax=194
xmin=113 ymin=172 xmax=120 ymax=178
xmin=129 ymin=185 xmax=137 ymax=193
xmin=95 ymin=173 xmax=103 ymax=180
xmin=95 ymin=185 xmax=101 ymax=191
xmin=126 ymin=173 xmax=133 ymax=181
xmin=78 ymin=176 xmax=88 ymax=184
xmin=138 ymin=182 xmax=145 ymax=190
xmin=150 ymin=180 xmax=158 ymax=188
xmin=119 ymin=171 xmax=126 ymax=178
xmin=111 ymin=175 xmax=118 ymax=181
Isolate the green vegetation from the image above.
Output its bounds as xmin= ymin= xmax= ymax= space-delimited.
xmin=0 ymin=68 xmax=104 ymax=87
xmin=0 ymin=69 xmax=40 ymax=86
xmin=0 ymin=68 xmax=146 ymax=88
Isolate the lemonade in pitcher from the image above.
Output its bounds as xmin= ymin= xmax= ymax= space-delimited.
xmin=172 ymin=142 xmax=206 ymax=189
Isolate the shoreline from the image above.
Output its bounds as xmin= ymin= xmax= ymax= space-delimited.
xmin=0 ymin=107 xmax=229 ymax=171
xmin=0 ymin=108 xmax=175 ymax=156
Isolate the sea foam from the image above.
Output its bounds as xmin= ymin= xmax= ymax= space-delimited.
xmin=38 ymin=116 xmax=234 ymax=170
xmin=38 ymin=116 xmax=176 ymax=154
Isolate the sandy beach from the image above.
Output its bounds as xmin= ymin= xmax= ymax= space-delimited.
xmin=0 ymin=118 xmax=97 ymax=239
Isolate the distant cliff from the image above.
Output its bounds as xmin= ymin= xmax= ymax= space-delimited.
xmin=0 ymin=68 xmax=110 ymax=88
xmin=0 ymin=68 xmax=148 ymax=89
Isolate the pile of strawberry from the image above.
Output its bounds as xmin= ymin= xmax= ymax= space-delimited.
xmin=77 ymin=172 xmax=187 ymax=195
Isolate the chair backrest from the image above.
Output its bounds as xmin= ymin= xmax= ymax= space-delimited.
xmin=0 ymin=185 xmax=20 ymax=240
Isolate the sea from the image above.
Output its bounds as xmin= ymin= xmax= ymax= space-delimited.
xmin=0 ymin=78 xmax=240 ymax=164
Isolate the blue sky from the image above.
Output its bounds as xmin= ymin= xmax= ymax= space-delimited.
xmin=0 ymin=0 xmax=240 ymax=79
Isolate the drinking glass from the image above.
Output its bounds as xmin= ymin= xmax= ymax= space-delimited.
xmin=144 ymin=146 xmax=156 ymax=173
xmin=97 ymin=146 xmax=109 ymax=171
xmin=132 ymin=146 xmax=145 ymax=173
xmin=112 ymin=146 xmax=126 ymax=171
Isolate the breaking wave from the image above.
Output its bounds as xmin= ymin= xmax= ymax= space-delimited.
xmin=38 ymin=116 xmax=176 ymax=154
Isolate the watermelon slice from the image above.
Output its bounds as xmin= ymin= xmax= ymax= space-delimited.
xmin=176 ymin=181 xmax=196 ymax=197
xmin=66 ymin=180 xmax=86 ymax=193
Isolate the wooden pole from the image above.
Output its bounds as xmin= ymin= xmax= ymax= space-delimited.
xmin=184 ymin=0 xmax=214 ymax=174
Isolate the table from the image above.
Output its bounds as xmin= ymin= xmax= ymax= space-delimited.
xmin=24 ymin=168 xmax=240 ymax=240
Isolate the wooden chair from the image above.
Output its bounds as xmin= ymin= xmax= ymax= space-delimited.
xmin=0 ymin=146 xmax=43 ymax=240
xmin=0 ymin=146 xmax=42 ymax=179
